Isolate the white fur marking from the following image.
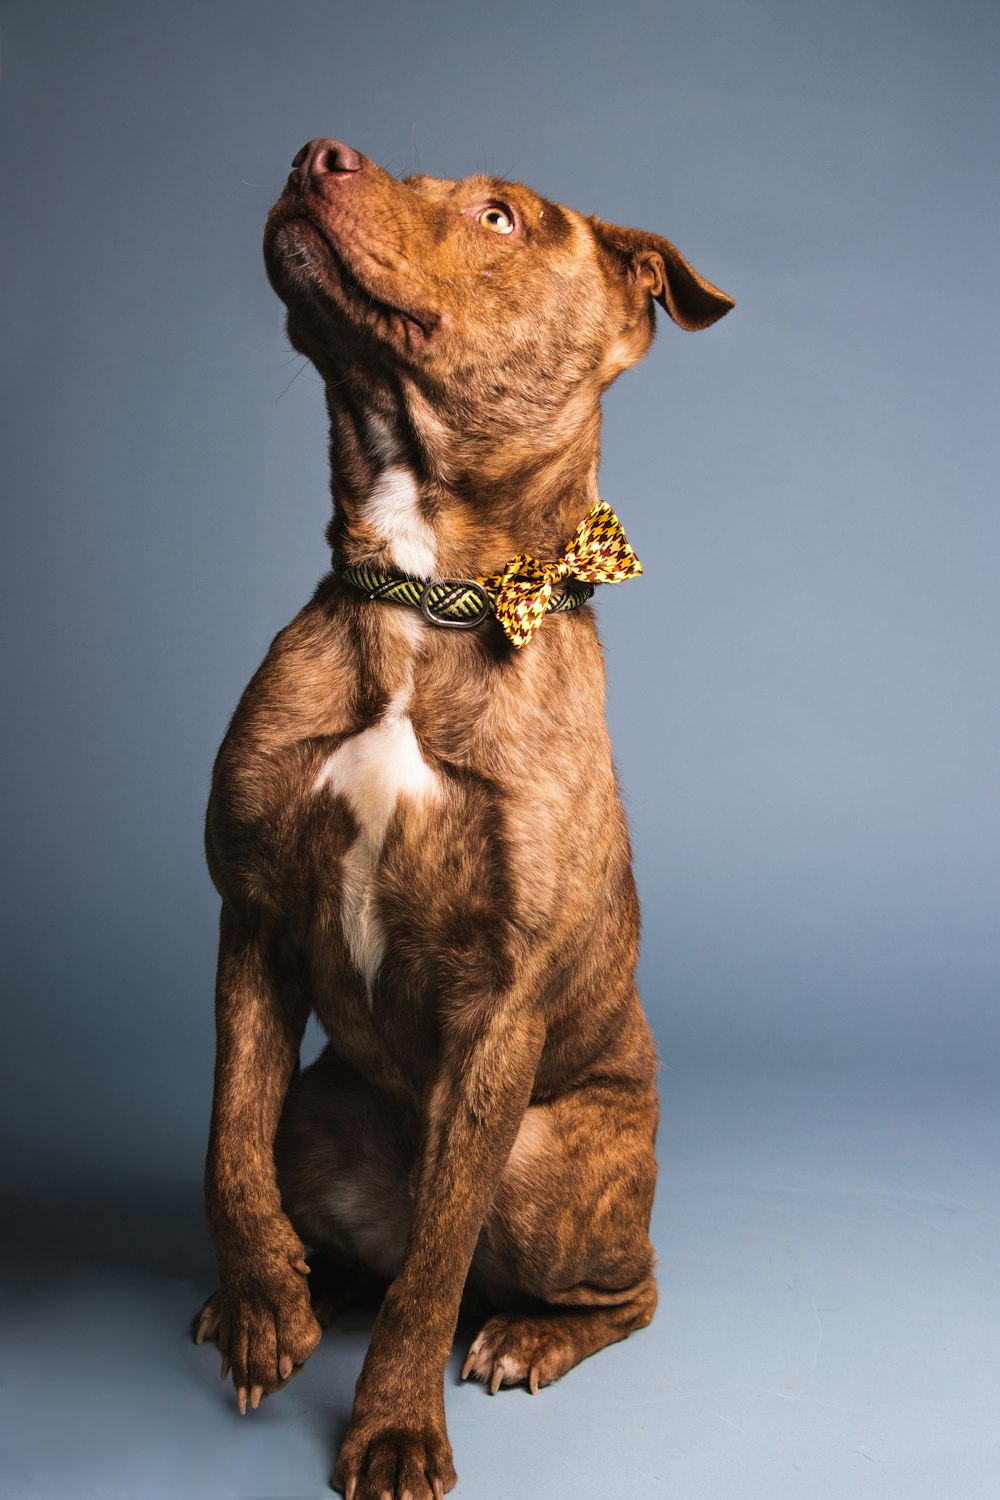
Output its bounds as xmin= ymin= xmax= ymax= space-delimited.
xmin=314 ymin=688 xmax=441 ymax=993
xmin=507 ymin=1108 xmax=550 ymax=1175
xmin=363 ymin=412 xmax=404 ymax=466
xmin=364 ymin=466 xmax=438 ymax=576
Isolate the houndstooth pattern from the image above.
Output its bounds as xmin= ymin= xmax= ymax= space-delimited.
xmin=482 ymin=501 xmax=642 ymax=648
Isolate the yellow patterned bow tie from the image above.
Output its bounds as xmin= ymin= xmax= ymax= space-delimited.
xmin=481 ymin=500 xmax=642 ymax=648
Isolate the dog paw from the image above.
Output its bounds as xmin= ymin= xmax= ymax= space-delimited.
xmin=192 ymin=1290 xmax=222 ymax=1346
xmin=461 ymin=1313 xmax=575 ymax=1394
xmin=210 ymin=1276 xmax=321 ymax=1411
xmin=334 ymin=1418 xmax=457 ymax=1500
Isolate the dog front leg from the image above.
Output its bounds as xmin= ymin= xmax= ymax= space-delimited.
xmin=335 ymin=1001 xmax=546 ymax=1500
xmin=204 ymin=904 xmax=321 ymax=1411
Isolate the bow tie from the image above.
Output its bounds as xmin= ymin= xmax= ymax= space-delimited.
xmin=482 ymin=500 xmax=642 ymax=648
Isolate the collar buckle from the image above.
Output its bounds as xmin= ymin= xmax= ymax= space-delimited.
xmin=420 ymin=579 xmax=491 ymax=630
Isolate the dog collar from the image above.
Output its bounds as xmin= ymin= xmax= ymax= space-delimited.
xmin=334 ymin=500 xmax=642 ymax=649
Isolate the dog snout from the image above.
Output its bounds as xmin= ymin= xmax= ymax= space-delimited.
xmin=290 ymin=138 xmax=364 ymax=192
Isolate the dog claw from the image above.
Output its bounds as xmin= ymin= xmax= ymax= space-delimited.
xmin=345 ymin=1477 xmax=357 ymax=1500
xmin=237 ymin=1386 xmax=248 ymax=1415
xmin=219 ymin=1356 xmax=230 ymax=1381
xmin=250 ymin=1384 xmax=263 ymax=1409
xmin=529 ymin=1366 xmax=540 ymax=1395
xmin=432 ymin=1479 xmax=444 ymax=1500
xmin=279 ymin=1353 xmax=293 ymax=1379
xmin=460 ymin=1351 xmax=476 ymax=1381
xmin=291 ymin=1255 xmax=311 ymax=1275
xmin=489 ymin=1365 xmax=504 ymax=1395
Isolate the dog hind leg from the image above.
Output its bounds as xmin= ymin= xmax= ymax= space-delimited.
xmin=273 ymin=1047 xmax=417 ymax=1282
xmin=465 ymin=1070 xmax=659 ymax=1394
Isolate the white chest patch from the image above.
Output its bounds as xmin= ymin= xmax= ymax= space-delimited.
xmin=313 ymin=690 xmax=441 ymax=993
xmin=364 ymin=466 xmax=438 ymax=577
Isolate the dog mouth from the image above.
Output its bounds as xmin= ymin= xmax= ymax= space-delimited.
xmin=269 ymin=212 xmax=438 ymax=348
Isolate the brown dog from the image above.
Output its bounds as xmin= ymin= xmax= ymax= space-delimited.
xmin=194 ymin=138 xmax=733 ymax=1498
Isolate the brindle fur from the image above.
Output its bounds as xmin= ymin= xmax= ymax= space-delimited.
xmin=194 ymin=138 xmax=733 ymax=1499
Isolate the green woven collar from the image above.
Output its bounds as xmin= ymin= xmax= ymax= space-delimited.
xmin=333 ymin=554 xmax=594 ymax=632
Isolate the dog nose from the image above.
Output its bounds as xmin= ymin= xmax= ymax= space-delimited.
xmin=291 ymin=138 xmax=364 ymax=190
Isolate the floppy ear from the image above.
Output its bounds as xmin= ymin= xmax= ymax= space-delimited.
xmin=589 ymin=216 xmax=735 ymax=331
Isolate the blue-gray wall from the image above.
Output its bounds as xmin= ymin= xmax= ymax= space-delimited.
xmin=2 ymin=0 xmax=997 ymax=1188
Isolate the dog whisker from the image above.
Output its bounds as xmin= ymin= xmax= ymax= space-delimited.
xmin=275 ymin=360 xmax=309 ymax=401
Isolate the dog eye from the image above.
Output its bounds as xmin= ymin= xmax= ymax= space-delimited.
xmin=478 ymin=206 xmax=515 ymax=234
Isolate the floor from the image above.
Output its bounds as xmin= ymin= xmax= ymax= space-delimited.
xmin=3 ymin=1065 xmax=997 ymax=1499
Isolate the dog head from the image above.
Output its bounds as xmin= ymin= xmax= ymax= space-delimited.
xmin=264 ymin=139 xmax=732 ymax=472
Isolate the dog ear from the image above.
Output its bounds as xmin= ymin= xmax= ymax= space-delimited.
xmin=589 ymin=217 xmax=735 ymax=331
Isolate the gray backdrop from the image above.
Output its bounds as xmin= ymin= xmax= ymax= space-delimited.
xmin=3 ymin=4 xmax=999 ymax=1497
xmin=4 ymin=0 xmax=996 ymax=1187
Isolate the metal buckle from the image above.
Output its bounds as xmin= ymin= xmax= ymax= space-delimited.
xmin=420 ymin=579 xmax=491 ymax=630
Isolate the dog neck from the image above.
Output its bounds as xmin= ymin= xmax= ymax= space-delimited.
xmin=322 ymin=379 xmax=604 ymax=581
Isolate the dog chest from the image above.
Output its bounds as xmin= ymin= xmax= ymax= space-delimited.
xmin=311 ymin=695 xmax=444 ymax=993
